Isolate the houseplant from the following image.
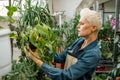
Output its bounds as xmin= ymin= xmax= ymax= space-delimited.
xmin=92 ymin=20 xmax=114 ymax=80
xmin=2 ymin=0 xmax=57 ymax=80
xmin=3 ymin=23 xmax=57 ymax=80
xmin=98 ymin=21 xmax=114 ymax=60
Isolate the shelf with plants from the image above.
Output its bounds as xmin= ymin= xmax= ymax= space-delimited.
xmin=95 ymin=21 xmax=114 ymax=75
xmin=95 ymin=6 xmax=120 ymax=79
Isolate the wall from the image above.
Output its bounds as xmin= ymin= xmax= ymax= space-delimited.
xmin=48 ymin=0 xmax=82 ymax=25
xmin=48 ymin=0 xmax=82 ymax=19
xmin=104 ymin=0 xmax=115 ymax=12
xmin=0 ymin=1 xmax=8 ymax=16
xmin=99 ymin=0 xmax=116 ymax=22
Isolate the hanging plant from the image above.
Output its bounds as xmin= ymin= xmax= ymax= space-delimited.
xmin=3 ymin=23 xmax=57 ymax=80
xmin=15 ymin=0 xmax=56 ymax=49
xmin=23 ymin=24 xmax=57 ymax=63
xmin=2 ymin=0 xmax=57 ymax=80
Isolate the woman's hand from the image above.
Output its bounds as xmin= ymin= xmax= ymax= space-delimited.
xmin=24 ymin=46 xmax=40 ymax=59
xmin=24 ymin=45 xmax=43 ymax=67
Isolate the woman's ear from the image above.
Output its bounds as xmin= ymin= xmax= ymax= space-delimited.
xmin=92 ymin=26 xmax=98 ymax=32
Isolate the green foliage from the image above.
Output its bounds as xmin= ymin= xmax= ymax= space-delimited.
xmin=93 ymin=73 xmax=112 ymax=80
xmin=9 ymin=33 xmax=18 ymax=39
xmin=98 ymin=20 xmax=114 ymax=59
xmin=0 ymin=26 xmax=3 ymax=30
xmin=2 ymin=59 xmax=39 ymax=80
xmin=112 ymin=64 xmax=120 ymax=77
xmin=3 ymin=0 xmax=57 ymax=80
xmin=15 ymin=0 xmax=57 ymax=63
xmin=6 ymin=6 xmax=17 ymax=23
xmin=63 ymin=15 xmax=79 ymax=48
xmin=16 ymin=0 xmax=57 ymax=49
xmin=98 ymin=21 xmax=114 ymax=39
xmin=53 ymin=15 xmax=79 ymax=50
xmin=99 ymin=40 xmax=113 ymax=59
xmin=18 ymin=0 xmax=56 ymax=30
xmin=94 ymin=20 xmax=114 ymax=80
xmin=111 ymin=48 xmax=120 ymax=78
xmin=24 ymin=24 xmax=57 ymax=63
xmin=4 ymin=23 xmax=56 ymax=80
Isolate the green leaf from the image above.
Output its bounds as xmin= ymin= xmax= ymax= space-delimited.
xmin=29 ymin=32 xmax=37 ymax=47
xmin=35 ymin=24 xmax=47 ymax=36
xmin=20 ymin=32 xmax=28 ymax=41
xmin=6 ymin=6 xmax=17 ymax=12
xmin=107 ymin=52 xmax=112 ymax=58
xmin=6 ymin=6 xmax=17 ymax=17
xmin=45 ymin=43 xmax=53 ymax=51
xmin=9 ymin=33 xmax=18 ymax=39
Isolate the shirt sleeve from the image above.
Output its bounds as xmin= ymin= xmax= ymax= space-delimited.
xmin=54 ymin=48 xmax=68 ymax=63
xmin=41 ymin=51 xmax=100 ymax=80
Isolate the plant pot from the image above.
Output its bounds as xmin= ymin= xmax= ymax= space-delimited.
xmin=0 ymin=28 xmax=11 ymax=77
xmin=29 ymin=42 xmax=37 ymax=52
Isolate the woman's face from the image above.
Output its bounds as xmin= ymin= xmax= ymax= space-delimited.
xmin=77 ymin=17 xmax=93 ymax=38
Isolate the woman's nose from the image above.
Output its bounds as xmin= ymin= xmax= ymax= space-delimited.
xmin=77 ymin=23 xmax=80 ymax=28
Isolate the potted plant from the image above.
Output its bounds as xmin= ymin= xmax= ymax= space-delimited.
xmin=3 ymin=24 xmax=57 ymax=80
xmin=2 ymin=0 xmax=57 ymax=80
xmin=91 ymin=19 xmax=115 ymax=80
xmin=98 ymin=20 xmax=114 ymax=65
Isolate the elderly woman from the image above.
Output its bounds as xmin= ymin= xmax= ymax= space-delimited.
xmin=25 ymin=8 xmax=102 ymax=80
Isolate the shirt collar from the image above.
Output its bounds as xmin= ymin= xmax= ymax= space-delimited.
xmin=83 ymin=39 xmax=98 ymax=51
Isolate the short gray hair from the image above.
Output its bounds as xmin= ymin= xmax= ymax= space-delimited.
xmin=80 ymin=8 xmax=102 ymax=31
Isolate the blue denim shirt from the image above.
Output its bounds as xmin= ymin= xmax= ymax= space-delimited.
xmin=41 ymin=38 xmax=101 ymax=80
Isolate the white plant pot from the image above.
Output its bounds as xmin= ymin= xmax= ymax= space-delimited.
xmin=0 ymin=29 xmax=11 ymax=77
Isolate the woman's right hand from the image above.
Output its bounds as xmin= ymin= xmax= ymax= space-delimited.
xmin=24 ymin=45 xmax=43 ymax=67
xmin=24 ymin=45 xmax=40 ymax=60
